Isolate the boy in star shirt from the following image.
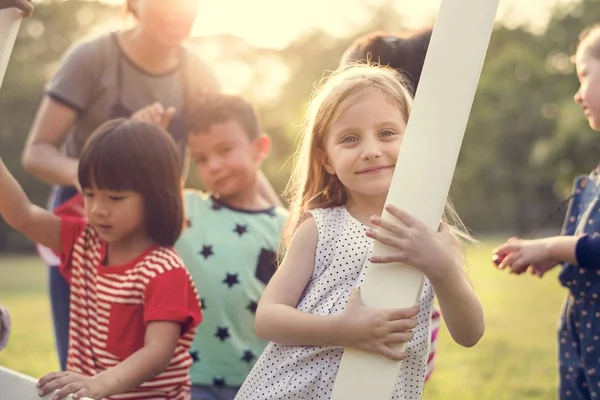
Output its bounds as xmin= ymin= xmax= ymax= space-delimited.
xmin=174 ymin=94 xmax=288 ymax=400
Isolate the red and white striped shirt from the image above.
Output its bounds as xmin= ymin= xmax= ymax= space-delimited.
xmin=59 ymin=217 xmax=202 ymax=400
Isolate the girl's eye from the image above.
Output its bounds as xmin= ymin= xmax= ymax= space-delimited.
xmin=380 ymin=130 xmax=396 ymax=137
xmin=341 ymin=136 xmax=358 ymax=143
xmin=109 ymin=196 xmax=125 ymax=201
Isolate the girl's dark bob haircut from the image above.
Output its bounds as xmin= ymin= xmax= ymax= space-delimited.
xmin=78 ymin=118 xmax=184 ymax=247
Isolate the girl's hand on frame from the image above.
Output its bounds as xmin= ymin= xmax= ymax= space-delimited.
xmin=37 ymin=371 xmax=107 ymax=400
xmin=367 ymin=204 xmax=459 ymax=281
xmin=339 ymin=288 xmax=419 ymax=361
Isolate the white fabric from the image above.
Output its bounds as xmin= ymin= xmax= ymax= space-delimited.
xmin=236 ymin=206 xmax=434 ymax=400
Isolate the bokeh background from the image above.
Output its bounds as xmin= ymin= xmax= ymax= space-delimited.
xmin=2 ymin=0 xmax=600 ymax=398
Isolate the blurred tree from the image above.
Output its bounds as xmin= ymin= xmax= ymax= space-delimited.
xmin=0 ymin=0 xmax=118 ymax=251
xmin=5 ymin=0 xmax=600 ymax=252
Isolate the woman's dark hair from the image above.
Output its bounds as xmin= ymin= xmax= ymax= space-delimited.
xmin=79 ymin=119 xmax=184 ymax=247
xmin=340 ymin=28 xmax=433 ymax=95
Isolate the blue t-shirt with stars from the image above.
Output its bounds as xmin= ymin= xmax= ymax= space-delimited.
xmin=175 ymin=190 xmax=288 ymax=387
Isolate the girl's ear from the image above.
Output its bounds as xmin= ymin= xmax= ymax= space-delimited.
xmin=316 ymin=148 xmax=335 ymax=175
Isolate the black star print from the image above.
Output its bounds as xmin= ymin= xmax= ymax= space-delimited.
xmin=200 ymin=245 xmax=213 ymax=259
xmin=213 ymin=378 xmax=225 ymax=387
xmin=215 ymin=327 xmax=230 ymax=341
xmin=267 ymin=208 xmax=276 ymax=217
xmin=211 ymin=199 xmax=223 ymax=211
xmin=247 ymin=300 xmax=258 ymax=314
xmin=241 ymin=350 xmax=255 ymax=363
xmin=190 ymin=351 xmax=200 ymax=362
xmin=255 ymin=248 xmax=277 ymax=285
xmin=234 ymin=224 xmax=248 ymax=236
xmin=200 ymin=297 xmax=206 ymax=310
xmin=185 ymin=218 xmax=192 ymax=228
xmin=223 ymin=273 xmax=239 ymax=288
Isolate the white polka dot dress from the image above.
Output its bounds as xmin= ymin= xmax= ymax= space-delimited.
xmin=235 ymin=206 xmax=435 ymax=400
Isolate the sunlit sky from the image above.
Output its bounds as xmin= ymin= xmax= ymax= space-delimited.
xmin=100 ymin=0 xmax=576 ymax=49
xmin=98 ymin=0 xmax=577 ymax=97
xmin=190 ymin=0 xmax=575 ymax=49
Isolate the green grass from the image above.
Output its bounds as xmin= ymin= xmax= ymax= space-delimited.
xmin=0 ymin=255 xmax=59 ymax=377
xmin=0 ymin=242 xmax=565 ymax=398
xmin=423 ymin=240 xmax=563 ymax=399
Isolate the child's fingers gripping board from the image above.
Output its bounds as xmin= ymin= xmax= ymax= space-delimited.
xmin=0 ymin=366 xmax=94 ymax=400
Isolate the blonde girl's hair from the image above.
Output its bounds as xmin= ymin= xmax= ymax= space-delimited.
xmin=283 ymin=64 xmax=473 ymax=247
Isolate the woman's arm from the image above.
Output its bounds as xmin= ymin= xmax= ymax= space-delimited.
xmin=21 ymin=96 xmax=80 ymax=188
xmin=257 ymin=171 xmax=283 ymax=207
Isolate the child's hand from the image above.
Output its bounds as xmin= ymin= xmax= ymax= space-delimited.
xmin=529 ymin=260 xmax=559 ymax=278
xmin=339 ymin=288 xmax=419 ymax=361
xmin=37 ymin=371 xmax=107 ymax=400
xmin=0 ymin=0 xmax=33 ymax=16
xmin=367 ymin=204 xmax=458 ymax=281
xmin=493 ymin=238 xmax=558 ymax=275
xmin=131 ymin=102 xmax=176 ymax=130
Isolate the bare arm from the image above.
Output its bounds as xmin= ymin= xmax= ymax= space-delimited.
xmin=494 ymin=236 xmax=579 ymax=274
xmin=0 ymin=158 xmax=61 ymax=251
xmin=37 ymin=321 xmax=182 ymax=399
xmin=430 ymin=255 xmax=485 ymax=348
xmin=366 ymin=207 xmax=485 ymax=348
xmin=255 ymin=217 xmax=342 ymax=345
xmin=257 ymin=171 xmax=283 ymax=207
xmin=22 ymin=97 xmax=79 ymax=188
xmin=546 ymin=236 xmax=579 ymax=263
xmin=256 ymin=217 xmax=419 ymax=359
xmin=94 ymin=321 xmax=180 ymax=398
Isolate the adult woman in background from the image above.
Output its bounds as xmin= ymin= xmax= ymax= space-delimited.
xmin=21 ymin=0 xmax=218 ymax=370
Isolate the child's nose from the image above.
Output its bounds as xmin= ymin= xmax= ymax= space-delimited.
xmin=207 ymin=159 xmax=222 ymax=171
xmin=361 ymin=142 xmax=382 ymax=159
xmin=92 ymin=202 xmax=108 ymax=217
xmin=574 ymin=88 xmax=583 ymax=104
